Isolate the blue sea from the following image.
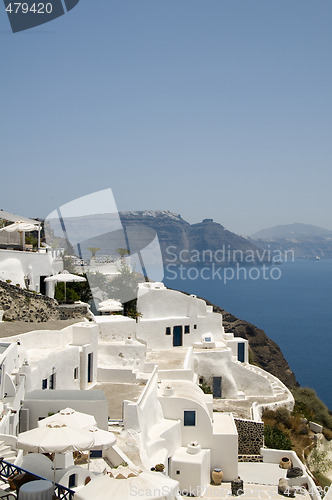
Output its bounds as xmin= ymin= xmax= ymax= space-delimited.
xmin=163 ymin=259 xmax=332 ymax=411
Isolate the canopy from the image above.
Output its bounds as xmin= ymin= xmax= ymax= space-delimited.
xmin=44 ymin=271 xmax=86 ymax=302
xmin=44 ymin=271 xmax=86 ymax=283
xmin=17 ymin=421 xmax=95 ymax=454
xmin=75 ymin=471 xmax=179 ymax=500
xmin=98 ymin=298 xmax=123 ymax=313
xmin=87 ymin=426 xmax=116 ymax=450
xmin=0 ymin=221 xmax=40 ymax=232
xmin=0 ymin=220 xmax=41 ymax=249
xmin=38 ymin=408 xmax=97 ymax=431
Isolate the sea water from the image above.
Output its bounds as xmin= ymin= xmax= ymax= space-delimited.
xmin=163 ymin=259 xmax=332 ymax=410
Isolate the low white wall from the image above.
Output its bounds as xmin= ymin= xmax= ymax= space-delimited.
xmin=95 ymin=316 xmax=137 ymax=342
xmin=98 ymin=342 xmax=146 ymax=372
xmin=98 ymin=367 xmax=137 ymax=383
xmin=23 ymin=395 xmax=108 ymax=430
xmin=158 ymin=369 xmax=193 ymax=381
xmin=260 ymin=448 xmax=321 ymax=500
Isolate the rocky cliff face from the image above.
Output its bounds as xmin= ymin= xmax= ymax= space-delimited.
xmin=120 ymin=211 xmax=267 ymax=265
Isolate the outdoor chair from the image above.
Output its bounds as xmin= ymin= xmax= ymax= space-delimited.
xmin=0 ymin=491 xmax=17 ymax=499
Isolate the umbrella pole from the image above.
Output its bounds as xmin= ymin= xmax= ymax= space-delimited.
xmin=52 ymin=461 xmax=56 ymax=492
xmin=64 ymin=282 xmax=67 ymax=303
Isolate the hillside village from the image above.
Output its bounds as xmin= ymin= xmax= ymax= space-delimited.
xmin=0 ymin=210 xmax=330 ymax=500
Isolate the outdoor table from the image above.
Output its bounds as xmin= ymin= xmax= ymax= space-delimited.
xmin=19 ymin=480 xmax=53 ymax=500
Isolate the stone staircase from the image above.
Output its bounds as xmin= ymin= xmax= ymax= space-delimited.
xmin=0 ymin=441 xmax=18 ymax=463
xmin=241 ymin=362 xmax=289 ymax=398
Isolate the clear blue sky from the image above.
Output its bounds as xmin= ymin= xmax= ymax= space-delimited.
xmin=1 ymin=0 xmax=331 ymax=235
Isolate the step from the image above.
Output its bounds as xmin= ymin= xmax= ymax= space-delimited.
xmin=1 ymin=450 xmax=16 ymax=458
xmin=2 ymin=454 xmax=17 ymax=463
xmin=0 ymin=446 xmax=12 ymax=454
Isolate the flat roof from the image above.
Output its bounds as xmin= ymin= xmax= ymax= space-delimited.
xmin=94 ymin=315 xmax=135 ymax=324
xmin=25 ymin=390 xmax=107 ymax=401
xmin=238 ymin=462 xmax=299 ymax=487
xmin=212 ymin=412 xmax=237 ymax=434
xmin=0 ymin=319 xmax=85 ymax=339
xmin=146 ymin=348 xmax=187 ymax=370
xmin=92 ymin=382 xmax=146 ymax=420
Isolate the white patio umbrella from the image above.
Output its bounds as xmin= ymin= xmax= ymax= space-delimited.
xmin=44 ymin=270 xmax=86 ymax=302
xmin=88 ymin=426 xmax=116 ymax=450
xmin=0 ymin=220 xmax=40 ymax=248
xmin=75 ymin=470 xmax=179 ymax=500
xmin=85 ymin=426 xmax=117 ymax=470
xmin=17 ymin=421 xmax=95 ymax=486
xmin=98 ymin=298 xmax=123 ymax=313
xmin=38 ymin=408 xmax=97 ymax=430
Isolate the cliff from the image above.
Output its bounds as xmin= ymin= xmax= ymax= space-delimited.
xmin=120 ymin=211 xmax=267 ymax=265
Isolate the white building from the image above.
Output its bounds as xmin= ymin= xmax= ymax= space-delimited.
xmin=0 ymin=280 xmax=318 ymax=499
xmin=0 ymin=210 xmax=63 ymax=294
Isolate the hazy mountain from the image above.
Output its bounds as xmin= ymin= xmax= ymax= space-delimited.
xmin=120 ymin=212 xmax=267 ymax=265
xmin=251 ymin=223 xmax=332 ymax=259
xmin=251 ymin=223 xmax=332 ymax=240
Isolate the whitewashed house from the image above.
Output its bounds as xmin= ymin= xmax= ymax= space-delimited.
xmin=0 ymin=210 xmax=63 ymax=294
xmin=0 ymin=280 xmax=317 ymax=499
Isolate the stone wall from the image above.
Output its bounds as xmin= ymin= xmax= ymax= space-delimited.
xmin=235 ymin=418 xmax=264 ymax=455
xmin=0 ymin=279 xmax=60 ymax=322
xmin=58 ymin=303 xmax=91 ymax=320
xmin=0 ymin=280 xmax=90 ymax=322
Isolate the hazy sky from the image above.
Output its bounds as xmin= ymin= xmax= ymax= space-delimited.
xmin=1 ymin=0 xmax=331 ymax=235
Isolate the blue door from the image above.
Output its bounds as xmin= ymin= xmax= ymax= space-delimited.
xmin=213 ymin=377 xmax=222 ymax=398
xmin=173 ymin=326 xmax=183 ymax=347
xmin=238 ymin=342 xmax=245 ymax=362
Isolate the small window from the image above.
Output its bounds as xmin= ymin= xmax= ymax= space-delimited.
xmin=184 ymin=410 xmax=196 ymax=426
xmin=49 ymin=373 xmax=56 ymax=390
xmin=166 ymin=327 xmax=171 ymax=335
xmin=74 ymin=367 xmax=79 ymax=380
xmin=90 ymin=450 xmax=102 ymax=458
xmin=184 ymin=325 xmax=190 ymax=334
xmin=199 ymin=377 xmax=204 ymax=385
xmin=42 ymin=378 xmax=48 ymax=390
xmin=194 ymin=324 xmax=197 ymax=329
xmin=68 ymin=474 xmax=77 ymax=489
xmin=176 ymin=470 xmax=180 ymax=475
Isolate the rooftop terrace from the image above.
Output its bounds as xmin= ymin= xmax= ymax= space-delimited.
xmin=92 ymin=382 xmax=146 ymax=420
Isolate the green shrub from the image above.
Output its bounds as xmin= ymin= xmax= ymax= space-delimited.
xmin=292 ymin=388 xmax=332 ymax=430
xmin=199 ymin=382 xmax=212 ymax=394
xmin=323 ymin=428 xmax=332 ymax=441
xmin=264 ymin=424 xmax=292 ymax=450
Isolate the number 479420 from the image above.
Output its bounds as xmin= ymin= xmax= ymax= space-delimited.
xmin=5 ymin=3 xmax=53 ymax=14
